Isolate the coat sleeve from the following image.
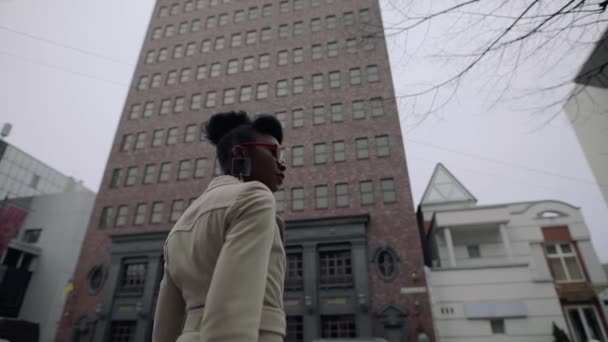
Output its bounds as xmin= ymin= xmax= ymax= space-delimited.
xmin=200 ymin=183 xmax=276 ymax=342
xmin=152 ymin=249 xmax=186 ymax=342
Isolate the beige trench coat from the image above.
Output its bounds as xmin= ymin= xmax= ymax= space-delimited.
xmin=152 ymin=176 xmax=286 ymax=342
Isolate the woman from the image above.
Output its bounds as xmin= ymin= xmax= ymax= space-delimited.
xmin=152 ymin=111 xmax=287 ymax=342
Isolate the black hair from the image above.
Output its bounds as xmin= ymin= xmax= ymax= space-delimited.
xmin=204 ymin=111 xmax=283 ymax=174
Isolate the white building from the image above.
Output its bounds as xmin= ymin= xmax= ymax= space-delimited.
xmin=564 ymin=28 xmax=608 ymax=206
xmin=418 ymin=164 xmax=608 ymax=342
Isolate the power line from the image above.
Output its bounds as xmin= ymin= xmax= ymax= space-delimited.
xmin=406 ymin=138 xmax=606 ymax=188
xmin=0 ymin=24 xmax=135 ymax=66
xmin=0 ymin=50 xmax=129 ymax=88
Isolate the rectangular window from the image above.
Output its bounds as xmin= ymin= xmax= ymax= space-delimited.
xmin=276 ymin=79 xmax=288 ymax=97
xmin=143 ymin=164 xmax=156 ymax=184
xmin=545 ymin=243 xmax=585 ymax=282
xmin=376 ymin=135 xmax=390 ymax=157
xmin=352 ymin=100 xmax=366 ymax=120
xmin=243 ymin=56 xmax=255 ymax=71
xmin=313 ymin=106 xmax=325 ymax=125
xmin=186 ymin=42 xmax=196 ymax=56
xmin=125 ymin=167 xmax=137 ymax=186
xmin=292 ymin=48 xmax=304 ymax=64
xmin=170 ymin=200 xmax=185 ymax=222
xmin=467 ymin=245 xmax=481 ymax=258
xmin=278 ymin=50 xmax=289 ymax=66
xmin=293 ymin=21 xmax=304 ymax=35
xmin=191 ymin=94 xmax=202 ymax=111
xmin=179 ymin=21 xmax=189 ymax=34
xmin=21 ymin=229 xmax=41 ymax=244
xmin=231 ymin=33 xmax=242 ymax=47
xmin=326 ymin=15 xmax=337 ymax=29
xmin=371 ymin=97 xmax=385 ymax=116
xmin=159 ymin=162 xmax=171 ymax=183
xmin=158 ymin=6 xmax=168 ymax=17
xmin=191 ymin=19 xmax=201 ymax=32
xmin=173 ymin=45 xmax=184 ymax=59
xmin=381 ymin=178 xmax=396 ymax=203
xmin=120 ymin=134 xmax=134 ymax=151
xmin=329 ymin=71 xmax=340 ymax=88
xmin=260 ymin=27 xmax=272 ymax=42
xmin=293 ymin=77 xmax=304 ymax=94
xmin=248 ymin=6 xmax=259 ymax=20
xmin=143 ymin=102 xmax=154 ymax=117
xmin=259 ymin=54 xmax=270 ymax=69
xmin=276 ymin=111 xmax=287 ymax=129
xmin=134 ymin=203 xmax=147 ymax=225
xmin=137 ymin=75 xmax=149 ymax=90
xmin=185 ymin=124 xmax=198 ymax=143
xmin=128 ymin=104 xmax=141 ymax=120
xmin=194 ymin=158 xmax=207 ymax=178
xmin=145 ymin=51 xmax=155 ymax=64
xmin=206 ymin=16 xmax=216 ymax=29
xmin=315 ymin=185 xmax=329 ymax=209
xmin=356 ymin=138 xmax=369 ymax=159
xmin=206 ymin=91 xmax=217 ymax=108
xmin=167 ymin=127 xmax=178 ymax=145
xmin=279 ymin=0 xmax=289 ymax=13
xmin=110 ymin=168 xmax=122 ymax=189
xmin=180 ymin=68 xmax=191 ymax=83
xmin=327 ymin=41 xmax=338 ymax=58
xmin=312 ymin=0 xmax=321 ymax=7
xmin=166 ymin=70 xmax=178 ymax=86
xmin=152 ymin=27 xmax=162 ymax=40
xmin=279 ymin=24 xmax=289 ymax=38
xmin=256 ymin=83 xmax=269 ymax=99
xmin=135 ymin=132 xmax=146 ymax=150
xmin=312 ymin=74 xmax=324 ymax=91
xmin=223 ymin=88 xmax=236 ymax=105
xmin=219 ymin=13 xmax=229 ymax=26
xmin=173 ymin=97 xmax=185 ymax=113
xmin=157 ymin=48 xmax=168 ymax=62
xmin=170 ymin=3 xmax=180 ymax=15
xmin=331 ymin=103 xmax=343 ymax=122
xmin=115 ymin=205 xmax=128 ymax=227
xmin=246 ymin=30 xmax=257 ymax=45
xmin=336 ymin=183 xmax=350 ymax=208
xmin=292 ymin=188 xmax=304 ymax=211
xmin=292 ymin=146 xmax=304 ymax=166
xmin=343 ymin=11 xmax=355 ymax=26
xmin=311 ymin=18 xmax=322 ymax=32
xmin=151 ymin=73 xmax=161 ymax=88
xmin=360 ymin=181 xmax=374 ymax=205
xmin=99 ymin=207 xmax=113 ymax=229
xmin=227 ymin=59 xmax=238 ymax=75
xmin=160 ymin=99 xmax=171 ymax=116
xmin=314 ymin=143 xmax=327 ymax=164
xmin=262 ymin=4 xmax=272 ymax=17
xmin=312 ymin=44 xmax=323 ymax=60
xmin=490 ymin=319 xmax=505 ymax=334
xmin=359 ymin=8 xmax=371 ymax=23
xmin=367 ymin=65 xmax=380 ymax=82
xmin=152 ymin=129 xmax=164 ymax=147
xmin=201 ymin=39 xmax=212 ymax=53
xmin=196 ymin=65 xmax=207 ymax=80
xmin=346 ymin=38 xmax=357 ymax=53
xmin=333 ymin=140 xmax=345 ymax=162
xmin=210 ymin=63 xmax=221 ymax=77
xmin=292 ymin=108 xmax=304 ymax=128
xmin=275 ymin=190 xmax=285 ymax=213
xmin=234 ymin=10 xmax=245 ymax=23
xmin=321 ymin=315 xmax=356 ymax=338
xmin=184 ymin=1 xmax=194 ymax=12
xmin=151 ymin=202 xmax=164 ymax=223
xmin=350 ymin=68 xmax=361 ymax=85
xmin=319 ymin=247 xmax=353 ymax=288
xmin=240 ymin=85 xmax=252 ymax=102
xmin=110 ymin=321 xmax=137 ymax=341
xmin=214 ymin=37 xmax=225 ymax=50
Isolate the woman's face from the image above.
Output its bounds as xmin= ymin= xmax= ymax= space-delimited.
xmin=241 ymin=134 xmax=286 ymax=192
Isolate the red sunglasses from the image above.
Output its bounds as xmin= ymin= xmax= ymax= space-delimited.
xmin=233 ymin=142 xmax=286 ymax=164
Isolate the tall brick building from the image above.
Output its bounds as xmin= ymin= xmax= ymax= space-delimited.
xmin=56 ymin=0 xmax=434 ymax=341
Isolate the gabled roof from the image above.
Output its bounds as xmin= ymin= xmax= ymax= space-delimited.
xmin=420 ymin=163 xmax=477 ymax=206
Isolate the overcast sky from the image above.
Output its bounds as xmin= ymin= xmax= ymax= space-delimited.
xmin=1 ymin=0 xmax=607 ymax=261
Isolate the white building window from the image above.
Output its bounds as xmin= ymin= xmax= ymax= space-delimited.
xmin=490 ymin=319 xmax=505 ymax=334
xmin=467 ymin=245 xmax=481 ymax=258
xmin=565 ymin=305 xmax=607 ymax=342
xmin=545 ymin=243 xmax=585 ymax=282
